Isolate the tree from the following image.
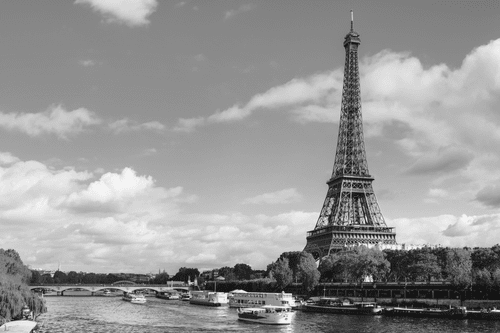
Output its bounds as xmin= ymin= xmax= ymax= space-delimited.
xmin=66 ymin=271 xmax=80 ymax=284
xmin=296 ymin=252 xmax=320 ymax=294
xmin=384 ymin=249 xmax=410 ymax=282
xmin=30 ymin=270 xmax=42 ymax=284
xmin=406 ymin=248 xmax=441 ymax=282
xmin=0 ymin=248 xmax=46 ymax=321
xmin=445 ymin=248 xmax=472 ymax=289
xmin=171 ymin=267 xmax=200 ymax=283
xmin=270 ymin=258 xmax=293 ymax=291
xmin=319 ymin=246 xmax=390 ymax=283
xmin=233 ymin=263 xmax=252 ymax=280
xmin=218 ymin=266 xmax=235 ymax=281
xmin=153 ymin=272 xmax=170 ymax=284
xmin=278 ymin=252 xmax=302 ymax=281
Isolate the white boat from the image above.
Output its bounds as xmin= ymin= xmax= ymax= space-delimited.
xmin=229 ymin=291 xmax=296 ymax=308
xmin=156 ymin=291 xmax=180 ymax=300
xmin=189 ymin=291 xmax=228 ymax=307
xmin=237 ymin=305 xmax=294 ymax=325
xmin=0 ymin=320 xmax=38 ymax=332
xmin=102 ymin=290 xmax=112 ymax=296
xmin=180 ymin=293 xmax=191 ymax=301
xmin=122 ymin=292 xmax=147 ymax=304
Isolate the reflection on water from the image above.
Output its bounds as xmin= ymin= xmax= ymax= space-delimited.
xmin=37 ymin=296 xmax=500 ymax=333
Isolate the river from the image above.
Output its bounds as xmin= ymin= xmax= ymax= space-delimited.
xmin=36 ymin=296 xmax=500 ymax=333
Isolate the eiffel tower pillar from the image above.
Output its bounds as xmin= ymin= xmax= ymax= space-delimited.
xmin=304 ymin=11 xmax=396 ymax=260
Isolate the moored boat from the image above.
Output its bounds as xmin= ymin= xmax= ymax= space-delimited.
xmin=190 ymin=291 xmax=228 ymax=307
xmin=122 ymin=292 xmax=147 ymax=304
xmin=462 ymin=308 xmax=500 ymax=320
xmin=303 ymin=297 xmax=383 ymax=315
xmin=156 ymin=291 xmax=180 ymax=300
xmin=229 ymin=291 xmax=296 ymax=308
xmin=0 ymin=320 xmax=39 ymax=333
xmin=237 ymin=305 xmax=294 ymax=325
xmin=384 ymin=306 xmax=467 ymax=319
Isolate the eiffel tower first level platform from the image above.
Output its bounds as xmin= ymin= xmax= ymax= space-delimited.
xmin=304 ymin=11 xmax=396 ymax=259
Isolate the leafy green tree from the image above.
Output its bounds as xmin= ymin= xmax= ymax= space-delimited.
xmin=270 ymin=258 xmax=293 ymax=291
xmin=445 ymin=248 xmax=472 ymax=289
xmin=296 ymin=252 xmax=320 ymax=294
xmin=234 ymin=263 xmax=252 ymax=280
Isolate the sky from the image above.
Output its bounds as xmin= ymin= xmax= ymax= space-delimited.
xmin=1 ymin=0 xmax=500 ymax=275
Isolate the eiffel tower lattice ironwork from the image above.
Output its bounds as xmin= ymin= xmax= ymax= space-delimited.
xmin=304 ymin=11 xmax=396 ymax=259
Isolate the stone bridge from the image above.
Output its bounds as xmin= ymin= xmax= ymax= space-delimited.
xmin=29 ymin=284 xmax=191 ymax=296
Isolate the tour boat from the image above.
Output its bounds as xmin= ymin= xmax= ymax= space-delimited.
xmin=237 ymin=305 xmax=294 ymax=325
xmin=122 ymin=292 xmax=147 ymax=304
xmin=229 ymin=291 xmax=296 ymax=308
xmin=189 ymin=291 xmax=228 ymax=307
xmin=0 ymin=320 xmax=39 ymax=333
xmin=303 ymin=297 xmax=383 ymax=315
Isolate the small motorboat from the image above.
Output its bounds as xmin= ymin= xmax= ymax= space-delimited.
xmin=122 ymin=292 xmax=147 ymax=304
xmin=0 ymin=320 xmax=39 ymax=332
xmin=237 ymin=305 xmax=294 ymax=325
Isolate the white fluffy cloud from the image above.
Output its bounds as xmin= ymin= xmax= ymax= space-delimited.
xmin=0 ymin=152 xmax=313 ymax=272
xmin=0 ymin=105 xmax=101 ymax=139
xmin=75 ymin=0 xmax=158 ymax=27
xmin=391 ymin=213 xmax=500 ymax=248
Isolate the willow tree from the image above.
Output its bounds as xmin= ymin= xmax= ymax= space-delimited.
xmin=0 ymin=249 xmax=46 ymax=322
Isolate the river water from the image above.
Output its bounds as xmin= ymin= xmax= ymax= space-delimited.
xmin=37 ymin=296 xmax=500 ymax=333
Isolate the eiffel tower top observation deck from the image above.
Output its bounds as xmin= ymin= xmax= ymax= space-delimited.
xmin=304 ymin=11 xmax=397 ymax=259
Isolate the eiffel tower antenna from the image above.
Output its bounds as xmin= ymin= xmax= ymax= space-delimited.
xmin=304 ymin=12 xmax=397 ymax=259
xmin=350 ymin=10 xmax=354 ymax=32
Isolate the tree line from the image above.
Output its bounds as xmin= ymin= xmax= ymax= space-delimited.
xmin=29 ymin=244 xmax=500 ymax=297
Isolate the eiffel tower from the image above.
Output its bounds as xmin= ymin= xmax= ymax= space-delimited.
xmin=304 ymin=11 xmax=397 ymax=259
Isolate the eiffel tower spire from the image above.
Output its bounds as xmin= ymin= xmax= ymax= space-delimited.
xmin=304 ymin=12 xmax=396 ymax=259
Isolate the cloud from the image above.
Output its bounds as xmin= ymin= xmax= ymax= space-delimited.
xmin=475 ymin=182 xmax=500 ymax=208
xmin=206 ymin=71 xmax=341 ymax=125
xmin=75 ymin=0 xmax=158 ymax=27
xmin=79 ymin=59 xmax=96 ymax=67
xmin=109 ymin=118 xmax=165 ymax=134
xmin=0 ymin=105 xmax=101 ymax=139
xmin=173 ymin=117 xmax=205 ymax=133
xmin=224 ymin=4 xmax=254 ymax=20
xmin=405 ymin=145 xmax=474 ymax=175
xmin=390 ymin=213 xmax=500 ymax=248
xmin=243 ymin=188 xmax=303 ymax=205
